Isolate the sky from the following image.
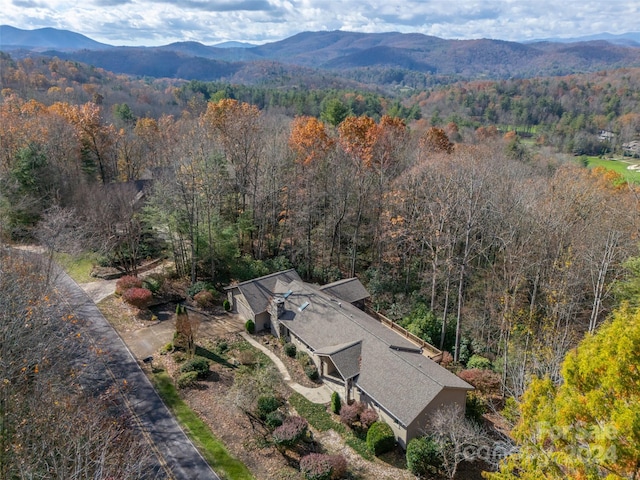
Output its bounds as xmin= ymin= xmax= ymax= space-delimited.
xmin=3 ymin=0 xmax=640 ymax=46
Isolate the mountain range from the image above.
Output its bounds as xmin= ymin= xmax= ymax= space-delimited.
xmin=2 ymin=25 xmax=640 ymax=85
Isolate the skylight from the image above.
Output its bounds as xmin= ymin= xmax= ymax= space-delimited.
xmin=284 ymin=289 xmax=293 ymax=299
xmin=298 ymin=301 xmax=310 ymax=312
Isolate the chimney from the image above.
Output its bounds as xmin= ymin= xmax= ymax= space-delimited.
xmin=269 ymin=296 xmax=285 ymax=337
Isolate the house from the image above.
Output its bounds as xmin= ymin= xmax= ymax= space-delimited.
xmin=225 ymin=270 xmax=474 ymax=448
xmin=623 ymin=140 xmax=640 ymax=158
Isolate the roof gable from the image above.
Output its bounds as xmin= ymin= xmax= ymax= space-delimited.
xmin=315 ymin=340 xmax=362 ymax=380
xmin=226 ymin=269 xmax=302 ymax=315
xmin=319 ymin=277 xmax=370 ymax=304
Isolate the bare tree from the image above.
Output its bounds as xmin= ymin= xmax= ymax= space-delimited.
xmin=0 ymin=249 xmax=159 ymax=479
xmin=427 ymin=404 xmax=487 ymax=480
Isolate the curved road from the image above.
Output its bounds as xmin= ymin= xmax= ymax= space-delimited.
xmin=54 ymin=266 xmax=220 ymax=480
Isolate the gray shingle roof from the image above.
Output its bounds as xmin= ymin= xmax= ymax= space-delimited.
xmin=277 ymin=279 xmax=473 ymax=427
xmin=319 ymin=277 xmax=370 ymax=304
xmin=315 ymin=340 xmax=362 ymax=380
xmin=225 ymin=269 xmax=302 ymax=316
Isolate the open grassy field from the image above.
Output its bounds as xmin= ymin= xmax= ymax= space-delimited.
xmin=581 ymin=156 xmax=640 ymax=184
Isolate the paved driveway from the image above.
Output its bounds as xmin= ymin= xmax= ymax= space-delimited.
xmin=56 ymin=268 xmax=221 ymax=480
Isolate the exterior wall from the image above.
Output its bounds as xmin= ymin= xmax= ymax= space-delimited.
xmin=234 ymin=293 xmax=254 ymax=323
xmin=405 ymin=388 xmax=468 ymax=444
xmin=254 ymin=311 xmax=270 ymax=332
xmin=356 ymin=389 xmax=409 ymax=449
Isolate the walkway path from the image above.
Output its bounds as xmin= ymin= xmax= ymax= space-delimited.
xmin=240 ymin=332 xmax=333 ymax=404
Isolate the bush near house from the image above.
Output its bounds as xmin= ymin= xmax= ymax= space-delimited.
xmin=284 ymin=342 xmax=296 ymax=357
xmin=406 ymin=436 xmax=442 ymax=476
xmin=304 ymin=364 xmax=319 ymax=380
xmin=359 ymin=407 xmax=379 ymax=430
xmin=257 ymin=395 xmax=281 ymax=419
xmin=339 ymin=402 xmax=363 ymax=428
xmin=223 ymin=298 xmax=231 ymax=311
xmin=245 ymin=319 xmax=255 ymax=334
xmin=272 ymin=416 xmax=308 ymax=447
xmin=265 ymin=411 xmax=285 ymax=429
xmin=122 ymin=287 xmax=153 ymax=309
xmin=176 ymin=370 xmax=199 ymax=389
xmin=366 ymin=421 xmax=395 ymax=455
xmin=466 ymin=354 xmax=493 ymax=370
xmin=299 ymin=453 xmax=347 ymax=480
xmin=115 ymin=275 xmax=142 ymax=295
xmin=179 ymin=357 xmax=210 ymax=379
xmin=330 ymin=392 xmax=341 ymax=414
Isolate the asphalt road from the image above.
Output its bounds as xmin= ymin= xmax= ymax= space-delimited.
xmin=54 ymin=266 xmax=220 ymax=480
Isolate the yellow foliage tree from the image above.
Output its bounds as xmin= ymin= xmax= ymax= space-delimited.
xmin=486 ymin=305 xmax=640 ymax=479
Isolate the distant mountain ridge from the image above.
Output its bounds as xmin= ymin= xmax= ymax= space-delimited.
xmin=0 ymin=25 xmax=112 ymax=50
xmin=3 ymin=25 xmax=640 ymax=84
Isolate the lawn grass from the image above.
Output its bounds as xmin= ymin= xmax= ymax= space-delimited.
xmin=582 ymin=155 xmax=640 ymax=184
xmin=151 ymin=370 xmax=255 ymax=480
xmin=288 ymin=392 xmax=374 ymax=460
xmin=54 ymin=252 xmax=97 ymax=283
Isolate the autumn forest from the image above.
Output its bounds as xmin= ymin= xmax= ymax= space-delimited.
xmin=1 ymin=50 xmax=640 ymax=479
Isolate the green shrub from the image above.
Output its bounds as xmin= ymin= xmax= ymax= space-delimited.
xmin=366 ymin=421 xmax=395 ymax=455
xmin=142 ymin=275 xmax=162 ymax=294
xmin=265 ymin=411 xmax=285 ymax=429
xmin=296 ymin=350 xmax=312 ymax=365
xmin=465 ymin=392 xmax=487 ymax=423
xmin=502 ymin=396 xmax=520 ymax=425
xmin=245 ymin=319 xmax=255 ymax=334
xmin=160 ymin=342 xmax=173 ymax=355
xmin=406 ymin=436 xmax=442 ymax=476
xmin=330 ymin=392 xmax=341 ymax=414
xmin=284 ymin=342 xmax=296 ymax=357
xmin=466 ymin=354 xmax=493 ymax=370
xmin=188 ymin=281 xmax=211 ymax=297
xmin=257 ymin=395 xmax=281 ymax=419
xmin=179 ymin=357 xmax=210 ymax=378
xmin=223 ymin=298 xmax=231 ymax=311
xmin=305 ymin=364 xmax=319 ymax=381
xmin=215 ymin=340 xmax=228 ymax=354
xmin=176 ymin=370 xmax=199 ymax=389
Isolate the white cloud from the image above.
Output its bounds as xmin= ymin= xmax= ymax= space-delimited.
xmin=3 ymin=0 xmax=639 ymax=46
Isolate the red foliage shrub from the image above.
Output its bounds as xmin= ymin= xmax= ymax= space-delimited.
xmin=359 ymin=407 xmax=379 ymax=430
xmin=458 ymin=368 xmax=501 ymax=394
xmin=339 ymin=402 xmax=363 ymax=428
xmin=439 ymin=351 xmax=454 ymax=367
xmin=115 ymin=275 xmax=142 ymax=295
xmin=327 ymin=454 xmax=347 ymax=479
xmin=122 ymin=287 xmax=152 ymax=309
xmin=272 ymin=416 xmax=308 ymax=447
xmin=299 ymin=453 xmax=332 ymax=480
xmin=299 ymin=453 xmax=347 ymax=480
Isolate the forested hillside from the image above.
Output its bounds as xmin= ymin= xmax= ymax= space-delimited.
xmin=1 ymin=53 xmax=640 ymax=478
